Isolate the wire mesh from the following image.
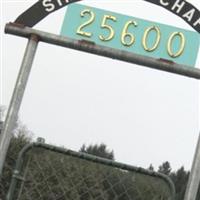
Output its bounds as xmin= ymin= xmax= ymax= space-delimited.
xmin=7 ymin=143 xmax=173 ymax=200
xmin=0 ymin=151 xmax=22 ymax=200
xmin=0 ymin=133 xmax=29 ymax=200
xmin=0 ymin=166 xmax=7 ymax=198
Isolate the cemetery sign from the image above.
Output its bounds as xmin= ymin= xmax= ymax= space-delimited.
xmin=14 ymin=0 xmax=200 ymax=34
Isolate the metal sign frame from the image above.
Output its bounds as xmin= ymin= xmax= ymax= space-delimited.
xmin=1 ymin=1 xmax=200 ymax=199
xmin=1 ymin=22 xmax=200 ymax=200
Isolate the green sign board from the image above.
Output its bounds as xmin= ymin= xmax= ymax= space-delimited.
xmin=61 ymin=3 xmax=199 ymax=67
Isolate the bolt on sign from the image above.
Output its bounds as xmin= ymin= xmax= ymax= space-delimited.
xmin=60 ymin=3 xmax=199 ymax=67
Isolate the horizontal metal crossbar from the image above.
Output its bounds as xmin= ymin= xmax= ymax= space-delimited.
xmin=5 ymin=22 xmax=200 ymax=79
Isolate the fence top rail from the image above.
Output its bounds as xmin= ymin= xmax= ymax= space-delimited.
xmin=10 ymin=142 xmax=176 ymax=199
xmin=4 ymin=22 xmax=200 ymax=80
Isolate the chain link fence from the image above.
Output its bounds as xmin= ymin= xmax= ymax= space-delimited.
xmin=0 ymin=131 xmax=31 ymax=200
xmin=5 ymin=142 xmax=175 ymax=200
xmin=0 ymin=161 xmax=12 ymax=199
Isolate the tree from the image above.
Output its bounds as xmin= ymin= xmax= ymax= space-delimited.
xmin=0 ymin=119 xmax=32 ymax=200
xmin=170 ymin=166 xmax=189 ymax=200
xmin=158 ymin=161 xmax=171 ymax=175
xmin=148 ymin=164 xmax=154 ymax=171
xmin=79 ymin=143 xmax=115 ymax=160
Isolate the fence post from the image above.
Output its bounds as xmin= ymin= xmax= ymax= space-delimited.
xmin=184 ymin=133 xmax=200 ymax=200
xmin=0 ymin=34 xmax=39 ymax=176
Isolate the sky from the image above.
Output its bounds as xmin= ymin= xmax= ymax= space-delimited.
xmin=1 ymin=0 xmax=200 ymax=171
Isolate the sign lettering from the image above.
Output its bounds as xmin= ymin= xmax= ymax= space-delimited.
xmin=14 ymin=0 xmax=200 ymax=34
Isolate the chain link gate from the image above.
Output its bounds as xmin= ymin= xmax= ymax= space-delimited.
xmin=0 ymin=158 xmax=13 ymax=199
xmin=6 ymin=142 xmax=175 ymax=200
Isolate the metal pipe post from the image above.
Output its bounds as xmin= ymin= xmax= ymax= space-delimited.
xmin=184 ymin=133 xmax=200 ymax=200
xmin=0 ymin=35 xmax=39 ymax=176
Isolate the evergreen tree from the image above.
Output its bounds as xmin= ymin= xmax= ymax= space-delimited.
xmin=79 ymin=143 xmax=114 ymax=160
xmin=158 ymin=161 xmax=171 ymax=175
xmin=148 ymin=164 xmax=154 ymax=171
xmin=0 ymin=121 xmax=32 ymax=199
xmin=170 ymin=166 xmax=189 ymax=200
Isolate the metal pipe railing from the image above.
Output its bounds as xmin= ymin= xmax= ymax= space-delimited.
xmin=5 ymin=23 xmax=200 ymax=80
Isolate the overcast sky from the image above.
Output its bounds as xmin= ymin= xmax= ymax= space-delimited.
xmin=1 ymin=0 xmax=200 ymax=170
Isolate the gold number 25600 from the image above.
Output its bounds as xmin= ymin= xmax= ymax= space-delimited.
xmin=76 ymin=9 xmax=186 ymax=58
